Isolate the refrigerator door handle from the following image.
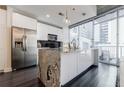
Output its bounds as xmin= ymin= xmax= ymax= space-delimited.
xmin=22 ymin=35 xmax=26 ymax=51
xmin=24 ymin=35 xmax=27 ymax=51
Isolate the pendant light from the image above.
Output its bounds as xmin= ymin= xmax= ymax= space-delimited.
xmin=64 ymin=9 xmax=70 ymax=24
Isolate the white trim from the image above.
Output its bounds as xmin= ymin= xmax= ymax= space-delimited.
xmin=4 ymin=67 xmax=12 ymax=73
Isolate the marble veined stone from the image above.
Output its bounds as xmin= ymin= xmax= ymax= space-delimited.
xmin=38 ymin=49 xmax=60 ymax=87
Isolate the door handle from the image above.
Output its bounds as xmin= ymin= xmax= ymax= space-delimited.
xmin=22 ymin=36 xmax=24 ymax=51
xmin=24 ymin=35 xmax=27 ymax=51
xmin=22 ymin=35 xmax=26 ymax=51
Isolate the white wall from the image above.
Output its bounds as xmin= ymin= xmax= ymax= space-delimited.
xmin=37 ymin=22 xmax=63 ymax=41
xmin=4 ymin=7 xmax=13 ymax=72
xmin=0 ymin=8 xmax=7 ymax=72
xmin=0 ymin=7 xmax=12 ymax=72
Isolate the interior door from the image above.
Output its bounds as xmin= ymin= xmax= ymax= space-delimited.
xmin=12 ymin=27 xmax=25 ymax=70
xmin=24 ymin=29 xmax=37 ymax=67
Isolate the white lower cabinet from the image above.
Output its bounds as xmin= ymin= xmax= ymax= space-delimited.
xmin=77 ymin=50 xmax=92 ymax=75
xmin=60 ymin=53 xmax=71 ymax=85
xmin=60 ymin=50 xmax=93 ymax=86
xmin=78 ymin=53 xmax=87 ymax=74
xmin=68 ymin=53 xmax=78 ymax=81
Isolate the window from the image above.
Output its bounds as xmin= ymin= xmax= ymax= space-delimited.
xmin=94 ymin=11 xmax=117 ymax=24
xmin=70 ymin=27 xmax=79 ymax=48
xmin=94 ymin=12 xmax=117 ymax=46
xmin=100 ymin=22 xmax=109 ymax=43
xmin=69 ymin=21 xmax=93 ymax=50
xmin=94 ymin=11 xmax=117 ymax=62
xmin=119 ymin=8 xmax=124 ymax=58
xmin=78 ymin=21 xmax=93 ymax=50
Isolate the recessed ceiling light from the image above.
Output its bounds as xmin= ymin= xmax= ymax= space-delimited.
xmin=58 ymin=12 xmax=64 ymax=16
xmin=82 ymin=13 xmax=86 ymax=16
xmin=72 ymin=8 xmax=76 ymax=11
xmin=46 ymin=14 xmax=50 ymax=18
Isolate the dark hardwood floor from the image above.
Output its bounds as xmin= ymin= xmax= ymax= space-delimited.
xmin=0 ymin=63 xmax=117 ymax=87
xmin=68 ymin=63 xmax=117 ymax=87
xmin=0 ymin=66 xmax=44 ymax=87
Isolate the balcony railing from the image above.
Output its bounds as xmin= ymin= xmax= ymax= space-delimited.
xmin=95 ymin=46 xmax=124 ymax=59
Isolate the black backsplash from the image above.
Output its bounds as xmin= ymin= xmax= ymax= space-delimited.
xmin=37 ymin=40 xmax=62 ymax=48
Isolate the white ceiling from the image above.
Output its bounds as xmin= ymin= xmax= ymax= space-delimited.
xmin=11 ymin=5 xmax=96 ymax=27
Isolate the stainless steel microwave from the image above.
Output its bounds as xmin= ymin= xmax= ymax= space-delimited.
xmin=48 ymin=34 xmax=57 ymax=41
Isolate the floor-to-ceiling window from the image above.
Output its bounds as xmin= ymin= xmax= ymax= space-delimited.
xmin=69 ymin=21 xmax=93 ymax=51
xmin=118 ymin=8 xmax=124 ymax=59
xmin=94 ymin=11 xmax=117 ymax=65
xmin=70 ymin=26 xmax=79 ymax=49
xmin=78 ymin=21 xmax=93 ymax=50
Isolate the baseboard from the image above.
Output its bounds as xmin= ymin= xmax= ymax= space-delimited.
xmin=4 ymin=67 xmax=12 ymax=73
xmin=61 ymin=65 xmax=97 ymax=87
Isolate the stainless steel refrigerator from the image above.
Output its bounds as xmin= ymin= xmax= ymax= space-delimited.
xmin=12 ymin=27 xmax=37 ymax=70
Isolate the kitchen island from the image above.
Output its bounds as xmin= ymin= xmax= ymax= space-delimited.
xmin=38 ymin=48 xmax=98 ymax=87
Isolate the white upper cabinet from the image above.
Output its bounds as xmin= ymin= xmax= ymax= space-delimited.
xmin=12 ymin=12 xmax=37 ymax=30
xmin=37 ymin=22 xmax=63 ymax=41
